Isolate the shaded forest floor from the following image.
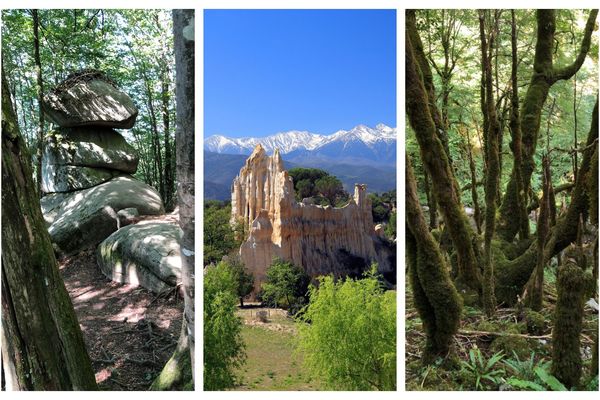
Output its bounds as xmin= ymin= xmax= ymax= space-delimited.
xmin=58 ymin=213 xmax=183 ymax=391
xmin=231 ymin=305 xmax=323 ymax=390
xmin=405 ymin=267 xmax=599 ymax=391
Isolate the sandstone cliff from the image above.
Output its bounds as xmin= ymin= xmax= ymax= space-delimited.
xmin=232 ymin=144 xmax=395 ymax=292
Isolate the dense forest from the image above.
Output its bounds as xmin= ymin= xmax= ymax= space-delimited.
xmin=1 ymin=9 xmax=195 ymax=391
xmin=406 ymin=9 xmax=599 ymax=390
xmin=2 ymin=9 xmax=176 ymax=208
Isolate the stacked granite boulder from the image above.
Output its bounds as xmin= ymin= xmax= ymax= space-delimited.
xmin=40 ymin=70 xmax=165 ymax=256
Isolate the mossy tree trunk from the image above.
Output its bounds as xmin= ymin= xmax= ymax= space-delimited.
xmin=479 ymin=9 xmax=500 ymax=317
xmin=497 ymin=9 xmax=598 ymax=241
xmin=1 ymin=67 xmax=97 ymax=391
xmin=552 ymin=258 xmax=585 ymax=389
xmin=522 ymin=156 xmax=551 ymax=311
xmin=406 ymin=154 xmax=462 ymax=364
xmin=495 ymin=96 xmax=598 ymax=305
xmin=406 ymin=10 xmax=481 ymax=292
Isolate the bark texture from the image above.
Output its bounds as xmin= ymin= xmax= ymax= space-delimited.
xmin=498 ymin=9 xmax=598 ymax=241
xmin=406 ymin=10 xmax=481 ymax=292
xmin=1 ymin=67 xmax=96 ymax=391
xmin=174 ymin=8 xmax=195 ymax=384
xmin=406 ymin=154 xmax=462 ymax=363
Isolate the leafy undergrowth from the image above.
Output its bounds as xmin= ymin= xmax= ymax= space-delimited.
xmin=232 ymin=306 xmax=324 ymax=390
xmin=406 ymin=269 xmax=599 ymax=391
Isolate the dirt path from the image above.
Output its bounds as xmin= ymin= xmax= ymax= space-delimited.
xmin=59 ymin=247 xmax=183 ymax=390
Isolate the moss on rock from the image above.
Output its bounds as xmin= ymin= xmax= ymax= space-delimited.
xmin=490 ymin=335 xmax=531 ymax=359
xmin=524 ymin=309 xmax=546 ymax=335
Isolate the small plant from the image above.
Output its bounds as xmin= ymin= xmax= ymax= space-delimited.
xmin=506 ymin=366 xmax=567 ymax=391
xmin=459 ymin=348 xmax=505 ymax=390
xmin=503 ymin=351 xmax=550 ymax=382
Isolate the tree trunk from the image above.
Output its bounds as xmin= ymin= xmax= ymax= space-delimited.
xmin=406 ymin=154 xmax=462 ymax=364
xmin=1 ymin=67 xmax=97 ymax=391
xmin=161 ymin=71 xmax=174 ymax=211
xmin=495 ymin=95 xmax=598 ymax=305
xmin=32 ymin=9 xmax=44 ymax=197
xmin=406 ymin=10 xmax=481 ymax=292
xmin=552 ymin=259 xmax=585 ymax=389
xmin=498 ymin=9 xmax=598 ymax=241
xmin=479 ymin=9 xmax=500 ymax=317
xmin=523 ymin=156 xmax=551 ymax=311
xmin=174 ymin=8 xmax=195 ymax=384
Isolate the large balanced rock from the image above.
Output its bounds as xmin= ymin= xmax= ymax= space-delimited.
xmin=42 ymin=70 xmax=138 ymax=129
xmin=97 ymin=221 xmax=182 ymax=293
xmin=41 ymin=127 xmax=139 ymax=193
xmin=44 ymin=127 xmax=138 ymax=173
xmin=41 ymin=175 xmax=164 ymax=255
xmin=232 ymin=144 xmax=395 ymax=293
xmin=42 ymin=164 xmax=119 ymax=193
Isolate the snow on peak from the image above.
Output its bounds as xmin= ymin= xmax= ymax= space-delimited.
xmin=204 ymin=123 xmax=396 ymax=154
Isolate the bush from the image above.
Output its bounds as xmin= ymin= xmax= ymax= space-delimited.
xmin=260 ymin=259 xmax=310 ymax=309
xmin=204 ymin=262 xmax=246 ymax=390
xmin=296 ymin=269 xmax=396 ymax=390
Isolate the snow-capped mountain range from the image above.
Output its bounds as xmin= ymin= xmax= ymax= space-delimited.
xmin=204 ymin=123 xmax=397 ymax=166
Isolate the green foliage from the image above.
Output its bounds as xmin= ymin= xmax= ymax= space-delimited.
xmin=204 ymin=201 xmax=241 ymax=266
xmin=260 ymin=259 xmax=310 ymax=309
xmin=296 ymin=270 xmax=396 ymax=390
xmin=1 ymin=9 xmax=176 ymax=194
xmin=503 ymin=351 xmax=550 ymax=382
xmin=369 ymin=189 xmax=396 ymax=223
xmin=385 ymin=210 xmax=397 ymax=239
xmin=507 ymin=366 xmax=568 ymax=391
xmin=288 ymin=167 xmax=349 ymax=206
xmin=224 ymin=257 xmax=254 ymax=306
xmin=203 ymin=261 xmax=246 ymax=390
xmin=459 ymin=348 xmax=505 ymax=390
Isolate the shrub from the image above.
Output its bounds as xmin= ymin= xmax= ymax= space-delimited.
xmin=296 ymin=269 xmax=396 ymax=390
xmin=204 ymin=262 xmax=246 ymax=390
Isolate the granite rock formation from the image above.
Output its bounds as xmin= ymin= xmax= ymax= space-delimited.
xmin=232 ymin=144 xmax=395 ymax=292
xmin=42 ymin=70 xmax=138 ymax=128
xmin=97 ymin=221 xmax=182 ymax=293
xmin=40 ymin=70 xmax=164 ymax=257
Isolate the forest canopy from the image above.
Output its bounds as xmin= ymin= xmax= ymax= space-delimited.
xmin=405 ymin=9 xmax=598 ymax=391
xmin=2 ymin=9 xmax=176 ymax=208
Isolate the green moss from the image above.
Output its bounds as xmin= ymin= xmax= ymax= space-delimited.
xmin=552 ymin=261 xmax=586 ymax=389
xmin=150 ymin=343 xmax=193 ymax=391
xmin=490 ymin=335 xmax=531 ymax=360
xmin=524 ymin=309 xmax=546 ymax=335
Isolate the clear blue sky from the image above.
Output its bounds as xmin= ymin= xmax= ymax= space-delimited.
xmin=204 ymin=9 xmax=396 ymax=138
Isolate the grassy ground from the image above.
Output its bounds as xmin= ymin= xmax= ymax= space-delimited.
xmin=232 ymin=307 xmax=324 ymax=391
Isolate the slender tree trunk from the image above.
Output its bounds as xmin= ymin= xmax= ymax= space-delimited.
xmin=465 ymin=129 xmax=482 ymax=234
xmin=523 ymin=156 xmax=551 ymax=311
xmin=174 ymin=8 xmax=195 ymax=384
xmin=161 ymin=71 xmax=174 ymax=211
xmin=479 ymin=10 xmax=500 ymax=317
xmin=32 ymin=9 xmax=44 ymax=197
xmin=498 ymin=9 xmax=598 ymax=241
xmin=1 ymin=68 xmax=97 ymax=391
xmin=406 ymin=12 xmax=481 ymax=292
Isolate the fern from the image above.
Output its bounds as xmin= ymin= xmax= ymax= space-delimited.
xmin=460 ymin=348 xmax=505 ymax=390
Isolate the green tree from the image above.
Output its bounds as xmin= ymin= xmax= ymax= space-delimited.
xmin=224 ymin=257 xmax=254 ymax=307
xmin=204 ymin=201 xmax=239 ymax=265
xmin=260 ymin=259 xmax=310 ymax=309
xmin=296 ymin=269 xmax=396 ymax=390
xmin=315 ymin=175 xmax=344 ymax=206
xmin=204 ymin=261 xmax=246 ymax=390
